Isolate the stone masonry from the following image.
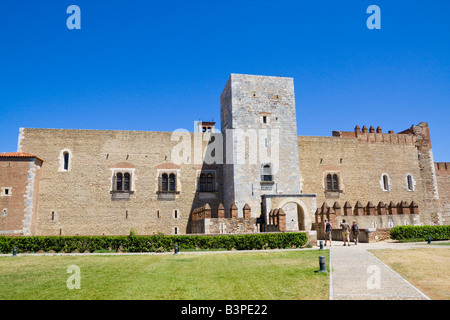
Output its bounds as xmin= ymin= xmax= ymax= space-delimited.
xmin=0 ymin=73 xmax=447 ymax=236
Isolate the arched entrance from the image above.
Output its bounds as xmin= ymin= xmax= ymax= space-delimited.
xmin=261 ymin=194 xmax=316 ymax=232
xmin=281 ymin=202 xmax=305 ymax=231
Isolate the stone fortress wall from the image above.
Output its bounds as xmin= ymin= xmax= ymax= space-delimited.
xmin=16 ymin=129 xmax=223 ymax=236
xmin=298 ymin=122 xmax=441 ymax=228
xmin=0 ymin=73 xmax=447 ymax=236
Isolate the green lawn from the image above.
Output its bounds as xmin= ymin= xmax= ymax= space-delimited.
xmin=0 ymin=250 xmax=329 ymax=300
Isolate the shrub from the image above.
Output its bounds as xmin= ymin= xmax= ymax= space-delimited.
xmin=390 ymin=225 xmax=450 ymax=241
xmin=0 ymin=232 xmax=309 ymax=254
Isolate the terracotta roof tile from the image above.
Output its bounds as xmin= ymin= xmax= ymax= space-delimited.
xmin=110 ymin=162 xmax=135 ymax=169
xmin=0 ymin=152 xmax=42 ymax=161
xmin=157 ymin=163 xmax=180 ymax=170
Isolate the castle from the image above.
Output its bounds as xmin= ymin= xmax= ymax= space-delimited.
xmin=0 ymin=74 xmax=448 ymax=237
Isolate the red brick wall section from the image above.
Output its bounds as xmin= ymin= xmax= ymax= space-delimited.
xmin=0 ymin=157 xmax=41 ymax=236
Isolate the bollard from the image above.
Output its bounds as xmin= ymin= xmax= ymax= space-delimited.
xmin=427 ymin=235 xmax=431 ymax=245
xmin=12 ymin=247 xmax=17 ymax=257
xmin=315 ymin=255 xmax=327 ymax=273
xmin=174 ymin=244 xmax=179 ymax=254
xmin=319 ymin=240 xmax=323 ymax=250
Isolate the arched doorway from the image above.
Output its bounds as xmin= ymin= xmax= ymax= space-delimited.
xmin=281 ymin=202 xmax=305 ymax=231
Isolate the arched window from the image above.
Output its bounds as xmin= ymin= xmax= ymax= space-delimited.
xmin=169 ymin=174 xmax=176 ymax=192
xmin=382 ymin=174 xmax=389 ymax=191
xmin=326 ymin=174 xmax=332 ymax=191
xmin=111 ymin=169 xmax=134 ymax=195
xmin=200 ymin=174 xmax=207 ymax=191
xmin=161 ymin=174 xmax=168 ymax=191
xmin=326 ymin=174 xmax=339 ymax=191
xmin=116 ymin=173 xmax=123 ymax=191
xmin=63 ymin=152 xmax=69 ymax=171
xmin=59 ymin=149 xmax=72 ymax=172
xmin=124 ymin=173 xmax=130 ymax=191
xmin=207 ymin=173 xmax=214 ymax=191
xmin=407 ymin=174 xmax=414 ymax=191
xmin=262 ymin=164 xmax=272 ymax=182
xmin=332 ymin=174 xmax=339 ymax=191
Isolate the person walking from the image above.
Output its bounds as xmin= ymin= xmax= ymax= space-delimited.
xmin=324 ymin=218 xmax=332 ymax=247
xmin=340 ymin=219 xmax=350 ymax=246
xmin=351 ymin=220 xmax=360 ymax=245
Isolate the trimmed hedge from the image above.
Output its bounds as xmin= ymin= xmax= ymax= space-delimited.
xmin=390 ymin=225 xmax=450 ymax=241
xmin=0 ymin=232 xmax=309 ymax=254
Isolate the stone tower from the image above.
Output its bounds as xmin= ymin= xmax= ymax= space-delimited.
xmin=220 ymin=74 xmax=309 ymax=226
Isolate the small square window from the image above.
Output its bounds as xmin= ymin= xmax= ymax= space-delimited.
xmin=260 ymin=113 xmax=271 ymax=125
xmin=1 ymin=187 xmax=12 ymax=197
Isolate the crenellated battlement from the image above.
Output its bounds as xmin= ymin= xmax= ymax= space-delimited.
xmin=190 ymin=202 xmax=259 ymax=234
xmin=332 ymin=125 xmax=416 ymax=145
xmin=312 ymin=200 xmax=421 ymax=239
xmin=435 ymin=162 xmax=450 ymax=173
xmin=314 ymin=201 xmax=419 ymax=221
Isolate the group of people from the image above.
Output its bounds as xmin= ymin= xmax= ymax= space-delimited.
xmin=323 ymin=218 xmax=359 ymax=246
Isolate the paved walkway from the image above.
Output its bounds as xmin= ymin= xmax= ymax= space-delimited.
xmin=328 ymin=240 xmax=448 ymax=300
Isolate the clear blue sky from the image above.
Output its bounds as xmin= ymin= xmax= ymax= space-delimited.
xmin=0 ymin=0 xmax=449 ymax=161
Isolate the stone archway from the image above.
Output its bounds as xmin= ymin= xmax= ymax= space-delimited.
xmin=261 ymin=195 xmax=316 ymax=232
xmin=281 ymin=202 xmax=306 ymax=231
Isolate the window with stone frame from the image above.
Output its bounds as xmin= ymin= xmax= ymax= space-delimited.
xmin=326 ymin=173 xmax=339 ymax=191
xmin=63 ymin=152 xmax=69 ymax=171
xmin=58 ymin=149 xmax=72 ymax=172
xmin=113 ymin=171 xmax=132 ymax=192
xmin=381 ymin=174 xmax=391 ymax=191
xmin=406 ymin=174 xmax=415 ymax=191
xmin=1 ymin=187 xmax=12 ymax=197
xmin=109 ymin=163 xmax=135 ymax=200
xmin=198 ymin=172 xmax=216 ymax=192
xmin=261 ymin=164 xmax=273 ymax=183
xmin=159 ymin=172 xmax=178 ymax=192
